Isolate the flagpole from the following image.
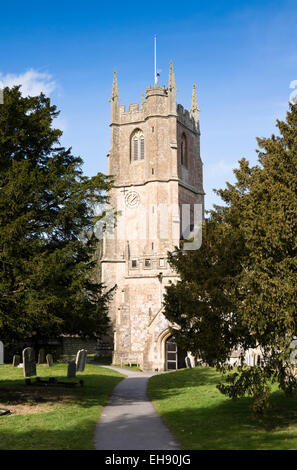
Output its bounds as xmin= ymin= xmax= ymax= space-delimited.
xmin=154 ymin=35 xmax=157 ymax=85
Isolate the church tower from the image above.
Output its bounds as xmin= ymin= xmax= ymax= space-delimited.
xmin=101 ymin=63 xmax=204 ymax=371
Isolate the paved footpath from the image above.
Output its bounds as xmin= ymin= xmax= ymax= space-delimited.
xmin=94 ymin=366 xmax=180 ymax=450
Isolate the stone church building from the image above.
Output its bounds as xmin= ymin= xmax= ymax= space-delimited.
xmin=100 ymin=63 xmax=204 ymax=371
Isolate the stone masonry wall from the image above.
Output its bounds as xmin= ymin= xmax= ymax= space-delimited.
xmin=102 ymin=70 xmax=204 ymax=370
xmin=61 ymin=337 xmax=98 ymax=356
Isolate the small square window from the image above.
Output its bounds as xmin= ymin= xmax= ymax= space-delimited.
xmin=159 ymin=258 xmax=165 ymax=267
xmin=145 ymin=259 xmax=151 ymax=268
xmin=131 ymin=260 xmax=137 ymax=268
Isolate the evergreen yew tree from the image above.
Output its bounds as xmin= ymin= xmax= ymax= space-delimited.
xmin=164 ymin=103 xmax=297 ymax=414
xmin=0 ymin=86 xmax=113 ymax=348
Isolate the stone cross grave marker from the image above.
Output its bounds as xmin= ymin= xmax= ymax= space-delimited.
xmin=12 ymin=355 xmax=20 ymax=367
xmin=46 ymin=353 xmax=53 ymax=367
xmin=76 ymin=349 xmax=87 ymax=372
xmin=67 ymin=360 xmax=76 ymax=378
xmin=0 ymin=341 xmax=4 ymax=365
xmin=23 ymin=347 xmax=36 ymax=377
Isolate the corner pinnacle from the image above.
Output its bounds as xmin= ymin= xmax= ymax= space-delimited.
xmin=111 ymin=68 xmax=119 ymax=101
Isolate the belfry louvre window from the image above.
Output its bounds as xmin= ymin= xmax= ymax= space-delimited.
xmin=131 ymin=129 xmax=145 ymax=162
xmin=181 ymin=133 xmax=187 ymax=167
xmin=133 ymin=138 xmax=138 ymax=160
xmin=140 ymin=138 xmax=145 ymax=160
xmin=181 ymin=140 xmax=184 ymax=165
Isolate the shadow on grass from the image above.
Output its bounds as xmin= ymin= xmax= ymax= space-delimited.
xmin=0 ymin=372 xmax=124 ymax=410
xmin=0 ymin=368 xmax=125 ymax=450
xmin=2 ymin=396 xmax=297 ymax=450
xmin=148 ymin=368 xmax=297 ymax=450
xmin=158 ymin=396 xmax=297 ymax=450
xmin=0 ymin=417 xmax=100 ymax=450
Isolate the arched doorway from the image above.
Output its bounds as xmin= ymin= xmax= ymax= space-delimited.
xmin=165 ymin=335 xmax=187 ymax=370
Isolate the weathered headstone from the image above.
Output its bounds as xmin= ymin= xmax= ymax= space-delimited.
xmin=46 ymin=353 xmax=53 ymax=367
xmin=76 ymin=349 xmax=87 ymax=372
xmin=38 ymin=348 xmax=46 ymax=364
xmin=12 ymin=355 xmax=20 ymax=367
xmin=185 ymin=357 xmax=192 ymax=369
xmin=0 ymin=341 xmax=4 ymax=365
xmin=23 ymin=347 xmax=36 ymax=377
xmin=75 ymin=349 xmax=81 ymax=368
xmin=67 ymin=360 xmax=76 ymax=378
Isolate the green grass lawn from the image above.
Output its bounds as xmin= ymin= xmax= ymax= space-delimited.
xmin=147 ymin=367 xmax=297 ymax=450
xmin=0 ymin=363 xmax=124 ymax=450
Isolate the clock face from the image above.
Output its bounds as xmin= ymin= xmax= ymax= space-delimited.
xmin=125 ymin=191 xmax=140 ymax=208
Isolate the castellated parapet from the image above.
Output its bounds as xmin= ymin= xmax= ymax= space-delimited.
xmin=114 ymin=85 xmax=200 ymax=135
xmin=177 ymin=104 xmax=200 ymax=135
xmin=101 ymin=63 xmax=204 ymax=371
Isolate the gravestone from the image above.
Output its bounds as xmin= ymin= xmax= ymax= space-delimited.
xmin=75 ymin=349 xmax=81 ymax=368
xmin=46 ymin=354 xmax=53 ymax=367
xmin=23 ymin=347 xmax=36 ymax=377
xmin=75 ymin=349 xmax=82 ymax=371
xmin=185 ymin=357 xmax=192 ymax=369
xmin=0 ymin=341 xmax=4 ymax=365
xmin=12 ymin=355 xmax=20 ymax=367
xmin=38 ymin=348 xmax=46 ymax=364
xmin=76 ymin=349 xmax=87 ymax=372
xmin=67 ymin=360 xmax=76 ymax=378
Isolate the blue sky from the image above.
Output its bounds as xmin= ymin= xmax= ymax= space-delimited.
xmin=1 ymin=0 xmax=297 ymax=210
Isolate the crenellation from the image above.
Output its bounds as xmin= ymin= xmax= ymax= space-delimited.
xmin=177 ymin=104 xmax=199 ymax=134
xmin=145 ymin=85 xmax=168 ymax=98
xmin=129 ymin=103 xmax=139 ymax=112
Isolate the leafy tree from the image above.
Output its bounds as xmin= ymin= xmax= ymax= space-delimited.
xmin=164 ymin=218 xmax=248 ymax=366
xmin=0 ymin=86 xmax=113 ymax=348
xmin=164 ymin=103 xmax=297 ymax=414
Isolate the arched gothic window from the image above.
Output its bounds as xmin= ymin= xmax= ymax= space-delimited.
xmin=181 ymin=133 xmax=187 ymax=168
xmin=131 ymin=129 xmax=145 ymax=162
